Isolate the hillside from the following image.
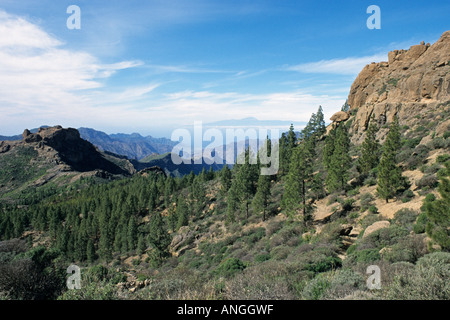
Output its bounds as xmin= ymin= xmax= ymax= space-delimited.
xmin=0 ymin=33 xmax=449 ymax=301
xmin=0 ymin=126 xmax=135 ymax=199
xmin=133 ymin=152 xmax=224 ymax=177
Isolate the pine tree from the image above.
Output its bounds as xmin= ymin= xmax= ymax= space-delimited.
xmin=279 ymin=124 xmax=297 ymax=175
xmin=190 ymin=176 xmax=206 ymax=218
xmin=341 ymin=99 xmax=350 ymax=112
xmin=147 ymin=212 xmax=171 ymax=262
xmin=137 ymin=234 xmax=147 ymax=255
xmin=98 ymin=224 xmax=112 ymax=260
xmin=358 ymin=117 xmax=380 ymax=176
xmin=325 ymin=123 xmax=351 ymax=192
xmin=423 ymin=161 xmax=450 ymax=250
xmin=377 ymin=117 xmax=403 ymax=203
xmin=206 ymin=166 xmax=215 ymax=180
xmin=315 ymin=105 xmax=326 ymax=137
xmin=234 ymin=148 xmax=259 ymax=220
xmin=252 ymin=173 xmax=271 ymax=221
xmin=226 ymin=182 xmax=239 ymax=223
xmin=282 ymin=142 xmax=314 ymax=224
xmin=86 ymin=238 xmax=96 ymax=263
xmin=323 ymin=125 xmax=336 ymax=171
xmin=219 ymin=165 xmax=232 ymax=195
xmin=175 ymin=195 xmax=189 ymax=230
xmin=127 ymin=216 xmax=138 ymax=251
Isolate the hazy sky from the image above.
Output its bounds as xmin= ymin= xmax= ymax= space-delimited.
xmin=0 ymin=0 xmax=448 ymax=137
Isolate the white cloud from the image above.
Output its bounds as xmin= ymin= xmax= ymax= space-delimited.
xmin=0 ymin=10 xmax=142 ymax=133
xmin=0 ymin=9 xmax=346 ymax=137
xmin=286 ymin=54 xmax=387 ymax=75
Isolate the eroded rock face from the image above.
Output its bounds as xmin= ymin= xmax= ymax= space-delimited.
xmin=348 ymin=30 xmax=450 ymax=144
xmin=21 ymin=126 xmax=133 ymax=175
xmin=330 ymin=111 xmax=350 ymax=123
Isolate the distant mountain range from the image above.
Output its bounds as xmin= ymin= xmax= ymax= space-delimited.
xmin=77 ymin=128 xmax=176 ymax=160
xmin=0 ymin=127 xmax=177 ymax=161
xmin=0 ymin=119 xmax=302 ymax=161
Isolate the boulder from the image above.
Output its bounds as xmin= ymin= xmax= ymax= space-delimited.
xmin=363 ymin=221 xmax=390 ymax=238
xmin=330 ymin=111 xmax=350 ymax=123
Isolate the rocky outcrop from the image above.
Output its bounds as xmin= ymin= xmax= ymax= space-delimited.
xmin=330 ymin=111 xmax=350 ymax=123
xmin=21 ymin=126 xmax=133 ymax=175
xmin=347 ymin=30 xmax=450 ymax=143
xmin=0 ymin=141 xmax=10 ymax=154
xmin=363 ymin=221 xmax=390 ymax=238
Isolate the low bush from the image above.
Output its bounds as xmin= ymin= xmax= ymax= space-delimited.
xmin=360 ymin=193 xmax=374 ymax=212
xmin=215 ymin=258 xmax=246 ymax=278
xmin=223 ymin=262 xmax=296 ymax=300
xmin=383 ymin=252 xmax=450 ymax=299
xmin=392 ymin=208 xmax=418 ymax=230
xmin=302 ymin=274 xmax=331 ymax=300
xmin=416 ymin=174 xmax=438 ymax=189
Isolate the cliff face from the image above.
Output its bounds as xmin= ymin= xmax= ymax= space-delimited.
xmin=347 ymin=31 xmax=450 ymax=143
xmin=0 ymin=126 xmax=136 ymax=197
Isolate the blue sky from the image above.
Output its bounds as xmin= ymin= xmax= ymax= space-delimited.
xmin=0 ymin=0 xmax=448 ymax=137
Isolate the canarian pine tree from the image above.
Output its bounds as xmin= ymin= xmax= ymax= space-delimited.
xmin=252 ymin=137 xmax=273 ymax=222
xmin=314 ymin=105 xmax=326 ymax=137
xmin=147 ymin=211 xmax=172 ymax=262
xmin=280 ymin=124 xmax=297 ymax=175
xmin=358 ymin=116 xmax=380 ymax=176
xmin=219 ymin=165 xmax=232 ymax=195
xmin=282 ymin=141 xmax=314 ymax=224
xmin=175 ymin=195 xmax=189 ymax=230
xmin=252 ymin=173 xmax=271 ymax=221
xmin=234 ymin=148 xmax=259 ymax=220
xmin=423 ymin=161 xmax=450 ymax=250
xmin=377 ymin=116 xmax=403 ymax=203
xmin=325 ymin=123 xmax=351 ymax=192
xmin=323 ymin=125 xmax=336 ymax=171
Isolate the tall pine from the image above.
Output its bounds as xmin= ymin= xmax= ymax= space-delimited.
xmin=358 ymin=116 xmax=380 ymax=176
xmin=325 ymin=123 xmax=351 ymax=192
xmin=377 ymin=117 xmax=403 ymax=203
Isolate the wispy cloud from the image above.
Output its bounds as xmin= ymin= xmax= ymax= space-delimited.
xmin=285 ymin=54 xmax=387 ymax=75
xmin=0 ymin=10 xmax=143 ymax=133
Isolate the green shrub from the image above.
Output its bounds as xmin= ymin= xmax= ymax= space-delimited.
xmin=302 ymin=274 xmax=331 ymax=300
xmin=340 ymin=198 xmax=355 ymax=212
xmin=384 ymin=252 xmax=450 ymax=299
xmin=392 ymin=208 xmax=418 ymax=230
xmin=215 ymin=258 xmax=246 ymax=278
xmin=304 ymin=256 xmax=342 ymax=273
xmin=360 ymin=193 xmax=374 ymax=212
xmin=358 ymin=225 xmax=409 ymax=251
xmin=87 ymin=265 xmax=109 ymax=282
xmin=401 ymin=189 xmax=415 ymax=203
xmin=364 ymin=176 xmax=377 ymax=186
xmin=321 ymin=269 xmax=366 ymax=299
xmin=382 ymin=235 xmax=427 ymax=263
xmin=224 ymin=262 xmax=296 ymax=300
xmin=270 ymin=245 xmax=291 ymax=260
xmin=436 ymin=154 xmax=450 ymax=163
xmin=368 ymin=206 xmax=378 ymax=214
xmin=347 ymin=249 xmax=381 ymax=264
xmin=413 ymin=213 xmax=428 ymax=234
xmin=254 ymin=253 xmax=271 ymax=263
xmin=416 ymin=174 xmax=438 ymax=189
xmin=402 ymin=137 xmax=421 ymax=149
xmin=428 ymin=137 xmax=445 ymax=149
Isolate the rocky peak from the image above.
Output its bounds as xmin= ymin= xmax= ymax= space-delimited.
xmin=347 ymin=30 xmax=450 ymax=143
xmin=20 ymin=125 xmax=133 ymax=175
